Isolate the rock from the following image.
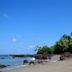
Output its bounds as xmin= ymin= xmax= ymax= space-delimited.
xmin=0 ymin=64 xmax=7 ymax=68
xmin=23 ymin=60 xmax=28 ymax=64
xmin=29 ymin=61 xmax=35 ymax=65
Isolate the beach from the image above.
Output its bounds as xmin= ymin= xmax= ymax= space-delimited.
xmin=5 ymin=58 xmax=72 ymax=72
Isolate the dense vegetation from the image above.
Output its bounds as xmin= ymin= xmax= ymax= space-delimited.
xmin=35 ymin=46 xmax=51 ymax=54
xmin=36 ymin=32 xmax=72 ymax=54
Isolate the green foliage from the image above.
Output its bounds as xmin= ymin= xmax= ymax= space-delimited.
xmin=51 ymin=32 xmax=72 ymax=54
xmin=36 ymin=45 xmax=51 ymax=54
xmin=50 ymin=45 xmax=56 ymax=53
xmin=36 ymin=32 xmax=72 ymax=54
xmin=53 ymin=42 xmax=64 ymax=54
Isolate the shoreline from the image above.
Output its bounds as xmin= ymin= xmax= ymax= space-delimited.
xmin=4 ymin=58 xmax=72 ymax=72
xmin=0 ymin=64 xmax=28 ymax=72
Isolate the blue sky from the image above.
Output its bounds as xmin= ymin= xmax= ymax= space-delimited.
xmin=0 ymin=0 xmax=72 ymax=54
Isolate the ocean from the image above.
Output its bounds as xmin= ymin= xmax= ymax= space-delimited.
xmin=0 ymin=55 xmax=32 ymax=71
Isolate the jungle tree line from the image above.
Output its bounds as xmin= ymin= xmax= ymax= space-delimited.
xmin=36 ymin=32 xmax=72 ymax=54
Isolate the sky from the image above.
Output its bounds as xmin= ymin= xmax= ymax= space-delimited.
xmin=0 ymin=0 xmax=72 ymax=54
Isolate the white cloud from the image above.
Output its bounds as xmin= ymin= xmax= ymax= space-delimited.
xmin=12 ymin=38 xmax=17 ymax=42
xmin=28 ymin=45 xmax=36 ymax=49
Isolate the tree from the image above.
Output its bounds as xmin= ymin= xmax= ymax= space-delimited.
xmin=51 ymin=32 xmax=72 ymax=54
xmin=67 ymin=33 xmax=72 ymax=52
xmin=36 ymin=45 xmax=51 ymax=54
xmin=53 ymin=42 xmax=64 ymax=54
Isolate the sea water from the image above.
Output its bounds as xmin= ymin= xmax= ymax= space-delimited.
xmin=0 ymin=55 xmax=32 ymax=71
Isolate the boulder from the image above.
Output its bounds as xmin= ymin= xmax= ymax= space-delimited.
xmin=0 ymin=64 xmax=7 ymax=68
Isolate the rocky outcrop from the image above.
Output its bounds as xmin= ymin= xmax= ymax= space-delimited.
xmin=0 ymin=64 xmax=7 ymax=68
